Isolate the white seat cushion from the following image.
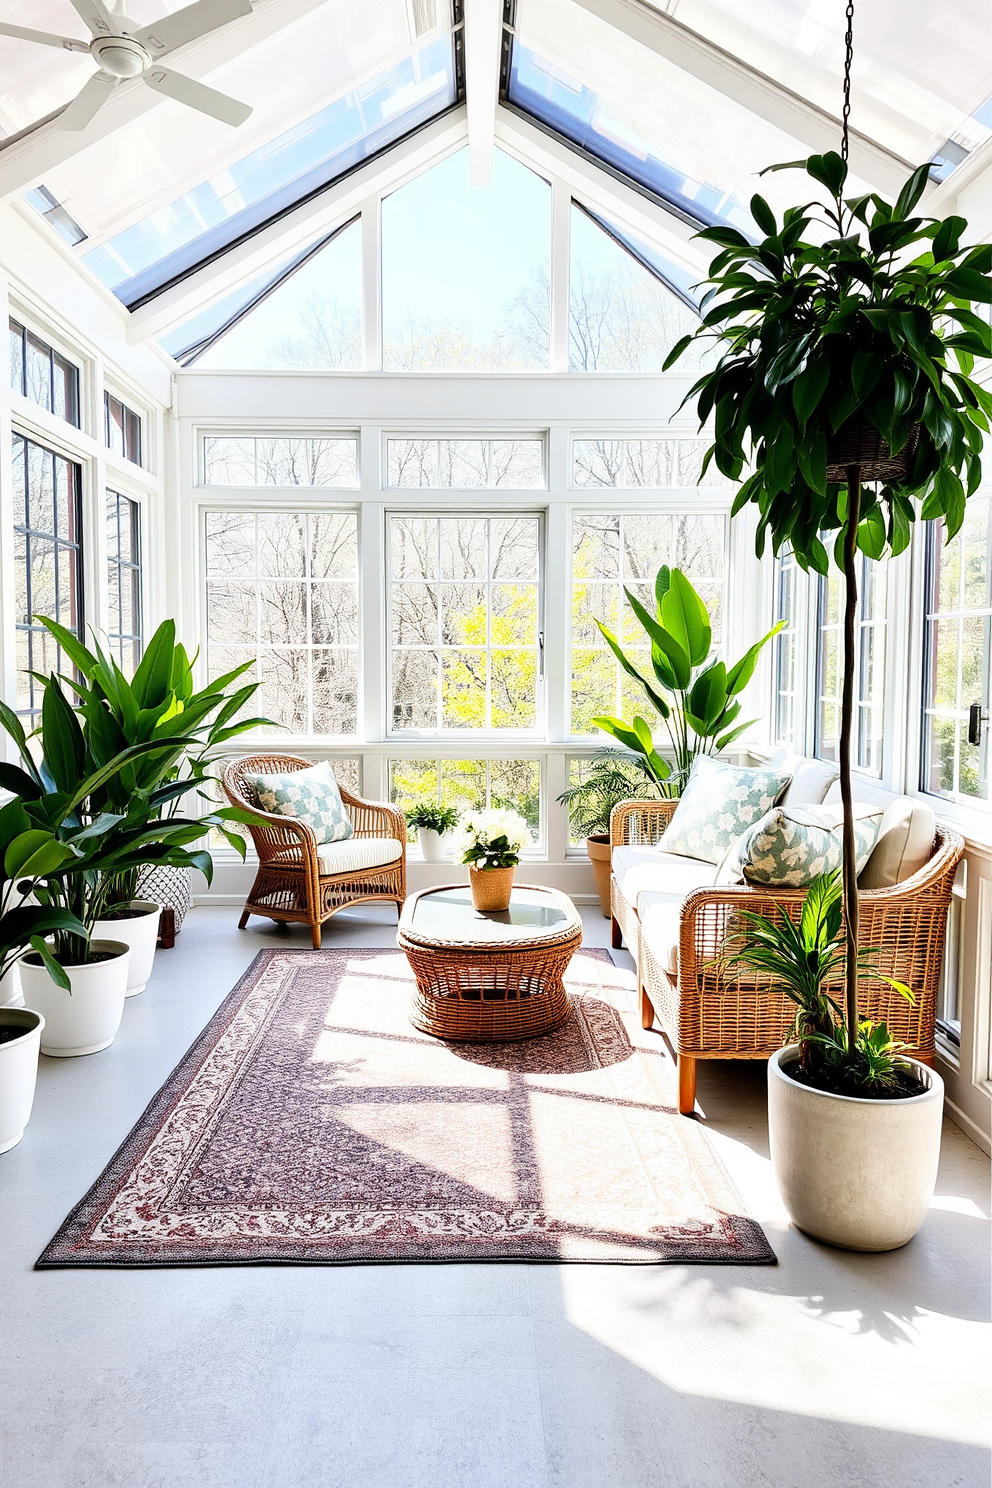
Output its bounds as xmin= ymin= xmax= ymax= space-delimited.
xmin=613 ymin=847 xmax=715 ymax=911
xmin=638 ymin=892 xmax=683 ymax=978
xmin=774 ymin=753 xmax=840 ymax=806
xmin=314 ymin=838 xmax=404 ymax=876
xmin=859 ymin=799 xmax=935 ymax=889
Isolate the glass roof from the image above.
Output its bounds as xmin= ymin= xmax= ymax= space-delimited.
xmin=505 ymin=0 xmax=868 ymax=235
xmin=642 ymin=0 xmax=992 ymax=170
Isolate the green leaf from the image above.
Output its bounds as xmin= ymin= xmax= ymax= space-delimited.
xmin=932 ymin=215 xmax=966 ymax=262
xmin=662 ymin=334 xmax=695 ymax=371
xmin=40 ymin=677 xmax=86 ymax=795
xmin=792 ymin=353 xmax=830 ymax=426
xmin=858 ymin=503 xmax=887 ymax=560
xmin=892 ymin=162 xmax=931 ymax=222
xmin=658 ymin=570 xmax=711 ymax=668
xmin=806 ymin=151 xmax=848 ymax=196
xmin=750 ymin=194 xmax=777 ymax=236
xmin=4 ymin=830 xmax=72 ymax=882
xmin=130 ymin=619 xmax=176 ymax=709
xmin=28 ymin=935 xmax=72 ymax=991
xmin=654 ymin=565 xmax=672 ymax=613
xmin=687 ymin=663 xmax=728 ymax=732
xmin=943 ymin=267 xmax=992 ymax=303
xmin=725 ymin=622 xmax=786 ymax=696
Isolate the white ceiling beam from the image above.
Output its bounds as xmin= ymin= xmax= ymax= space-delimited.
xmin=495 ymin=106 xmax=707 ymax=276
xmin=464 ymin=0 xmax=502 ymax=185
xmin=126 ymin=108 xmax=468 ymax=344
xmin=570 ymin=0 xmax=917 ymax=198
xmin=0 ymin=0 xmax=336 ymax=202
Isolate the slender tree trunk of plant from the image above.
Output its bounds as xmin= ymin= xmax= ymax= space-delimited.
xmin=839 ymin=468 xmax=862 ymax=1052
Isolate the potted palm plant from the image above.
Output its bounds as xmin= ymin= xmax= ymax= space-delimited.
xmin=405 ymin=803 xmax=460 ymax=863
xmin=666 ymin=140 xmax=990 ymax=1246
xmin=0 ymin=800 xmax=86 ymax=1151
xmin=39 ymin=616 xmax=271 ymax=977
xmin=556 ymin=749 xmax=668 ymax=916
xmin=591 ymin=565 xmax=783 ymax=784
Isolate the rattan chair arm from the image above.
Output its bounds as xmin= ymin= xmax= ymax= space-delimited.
xmin=610 ymin=798 xmax=679 ymax=848
xmin=338 ymin=788 xmax=408 ymax=844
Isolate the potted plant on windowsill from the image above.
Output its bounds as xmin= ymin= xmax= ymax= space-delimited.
xmin=666 ymin=138 xmax=989 ymax=1246
xmin=0 ymin=801 xmax=87 ymax=1152
xmin=37 ymin=616 xmax=272 ymax=980
xmin=556 ymin=749 xmax=669 ymax=916
xmin=405 ymin=803 xmax=460 ymax=863
xmin=454 ymin=810 xmax=532 ymax=914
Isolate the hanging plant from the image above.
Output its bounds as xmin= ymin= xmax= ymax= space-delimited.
xmin=665 ymin=141 xmax=991 ymax=1092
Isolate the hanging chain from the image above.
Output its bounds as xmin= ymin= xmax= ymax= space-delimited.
xmin=841 ymin=0 xmax=855 ymax=160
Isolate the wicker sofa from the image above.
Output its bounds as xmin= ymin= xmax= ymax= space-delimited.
xmin=223 ymin=755 xmax=407 ymax=947
xmin=609 ymin=770 xmax=964 ymax=1116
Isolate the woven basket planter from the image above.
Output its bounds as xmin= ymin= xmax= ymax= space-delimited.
xmin=825 ymin=418 xmax=920 ymax=484
xmin=468 ymin=866 xmax=516 ymax=913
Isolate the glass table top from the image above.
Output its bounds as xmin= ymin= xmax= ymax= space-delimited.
xmin=403 ymin=886 xmax=579 ymax=945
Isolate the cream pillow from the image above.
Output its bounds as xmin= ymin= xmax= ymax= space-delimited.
xmin=859 ymin=799 xmax=935 ymax=889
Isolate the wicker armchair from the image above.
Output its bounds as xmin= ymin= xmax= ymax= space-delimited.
xmin=610 ymin=799 xmax=964 ymax=1116
xmin=223 ymin=755 xmax=407 ymax=948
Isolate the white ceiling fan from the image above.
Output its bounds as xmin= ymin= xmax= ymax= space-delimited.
xmin=0 ymin=0 xmax=255 ymax=130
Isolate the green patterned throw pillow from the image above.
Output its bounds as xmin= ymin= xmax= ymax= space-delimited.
xmin=661 ymin=756 xmax=792 ymax=864
xmin=720 ymin=802 xmax=883 ymax=887
xmin=249 ymin=760 xmax=353 ymax=843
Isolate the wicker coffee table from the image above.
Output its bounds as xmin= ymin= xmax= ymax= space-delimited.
xmin=398 ymin=884 xmax=583 ymax=1042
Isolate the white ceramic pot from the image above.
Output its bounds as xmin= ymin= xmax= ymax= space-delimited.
xmin=767 ymin=1044 xmax=944 ymax=1252
xmin=418 ymin=828 xmax=450 ymax=863
xmin=19 ymin=941 xmax=130 ymax=1058
xmin=0 ymin=962 xmax=23 ymax=1008
xmin=92 ymin=900 xmax=160 ymax=997
xmin=0 ymin=1007 xmax=44 ymax=1153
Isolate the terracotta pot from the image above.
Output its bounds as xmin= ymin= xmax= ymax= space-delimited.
xmin=468 ymin=865 xmax=515 ymax=913
xmin=586 ymin=834 xmax=612 ymax=918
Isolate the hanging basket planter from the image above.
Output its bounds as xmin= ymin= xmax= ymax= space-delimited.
xmin=825 ymin=418 xmax=921 ymax=484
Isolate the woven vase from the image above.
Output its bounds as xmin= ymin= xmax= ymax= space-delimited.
xmin=468 ymin=865 xmax=515 ymax=913
xmin=824 ymin=418 xmax=920 ymax=484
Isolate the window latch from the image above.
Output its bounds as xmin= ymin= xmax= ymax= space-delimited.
xmin=538 ymin=630 xmax=545 ymax=679
xmin=967 ymin=703 xmax=988 ymax=747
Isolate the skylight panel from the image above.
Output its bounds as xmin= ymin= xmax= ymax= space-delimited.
xmin=82 ymin=33 xmax=459 ymax=309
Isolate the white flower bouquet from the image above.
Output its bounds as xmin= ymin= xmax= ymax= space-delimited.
xmin=452 ymin=808 xmax=531 ymax=870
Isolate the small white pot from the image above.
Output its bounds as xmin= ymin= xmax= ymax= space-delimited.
xmin=0 ymin=962 xmax=23 ymax=1008
xmin=0 ymin=1008 xmax=44 ymax=1154
xmin=19 ymin=941 xmax=130 ymax=1058
xmin=92 ymin=900 xmax=160 ymax=997
xmin=768 ymin=1044 xmax=944 ymax=1252
xmin=418 ymin=828 xmax=450 ymax=863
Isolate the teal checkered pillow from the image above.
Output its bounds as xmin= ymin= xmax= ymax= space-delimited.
xmin=720 ymin=802 xmax=883 ymax=887
xmin=661 ymin=756 xmax=792 ymax=864
xmin=249 ymin=761 xmax=353 ymax=843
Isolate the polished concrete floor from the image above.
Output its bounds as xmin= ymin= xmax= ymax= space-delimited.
xmin=1 ymin=905 xmax=988 ymax=1488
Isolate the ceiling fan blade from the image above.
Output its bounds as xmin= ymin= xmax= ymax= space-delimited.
xmin=132 ymin=0 xmax=253 ymax=59
xmin=143 ymin=67 xmax=252 ymax=126
xmin=0 ymin=23 xmax=90 ymax=51
xmin=69 ymin=0 xmax=122 ymax=38
xmin=57 ymin=71 xmax=119 ymax=131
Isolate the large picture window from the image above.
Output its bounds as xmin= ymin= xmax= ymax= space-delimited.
xmin=389 ymin=515 xmax=542 ymax=733
xmin=570 ymin=511 xmax=726 ymax=734
xmin=815 ymin=560 xmax=887 ymax=773
xmin=11 ymin=434 xmax=83 ymax=717
xmin=106 ymin=491 xmax=142 ymax=673
xmin=204 ymin=510 xmax=359 ymax=736
xmin=922 ymin=492 xmax=991 ymax=802
xmin=389 ymin=759 xmax=542 ymax=842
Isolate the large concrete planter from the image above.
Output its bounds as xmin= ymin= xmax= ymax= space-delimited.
xmin=767 ymin=1044 xmax=943 ymax=1252
xmin=586 ymin=835 xmax=612 ymax=917
xmin=92 ymin=900 xmax=160 ymax=997
xmin=19 ymin=941 xmax=130 ymax=1058
xmin=0 ymin=1007 xmax=44 ymax=1153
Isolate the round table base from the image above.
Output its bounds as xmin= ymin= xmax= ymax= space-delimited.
xmin=400 ymin=933 xmax=579 ymax=1043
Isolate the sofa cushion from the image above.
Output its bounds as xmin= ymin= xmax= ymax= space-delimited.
xmin=719 ymin=802 xmax=883 ymax=887
xmin=859 ymin=798 xmax=935 ymax=889
xmin=659 ymin=756 xmax=792 ymax=864
xmin=638 ymin=892 xmax=683 ymax=978
xmin=775 ymin=754 xmax=840 ymax=806
xmin=250 ymin=760 xmax=353 ymax=843
xmin=314 ymin=837 xmax=404 ymax=876
xmin=612 ymin=847 xmax=715 ymax=911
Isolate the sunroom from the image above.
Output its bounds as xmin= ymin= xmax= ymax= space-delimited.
xmin=0 ymin=3 xmax=989 ymax=1485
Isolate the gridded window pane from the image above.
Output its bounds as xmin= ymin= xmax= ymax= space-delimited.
xmin=105 ymin=391 xmax=142 ymax=465
xmin=572 ymin=439 xmax=728 ymax=488
xmin=202 ymin=436 xmax=358 ymax=487
xmin=815 ymin=559 xmax=887 ymax=774
xmin=8 ymin=320 xmax=80 ymax=427
xmin=203 ymin=510 xmax=359 ymax=735
xmin=773 ymin=553 xmax=798 ymax=747
xmin=106 ymin=492 xmax=142 ymax=673
xmin=389 ymin=758 xmax=541 ymax=842
xmin=387 ymin=438 xmax=545 ymax=489
xmin=390 ymin=515 xmax=542 ymax=733
xmin=571 ymin=512 xmax=726 ymax=734
xmin=11 ymin=434 xmax=83 ymax=717
xmin=923 ymin=494 xmax=991 ymax=802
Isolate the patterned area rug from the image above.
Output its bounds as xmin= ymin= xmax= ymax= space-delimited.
xmin=38 ymin=948 xmax=775 ymax=1267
